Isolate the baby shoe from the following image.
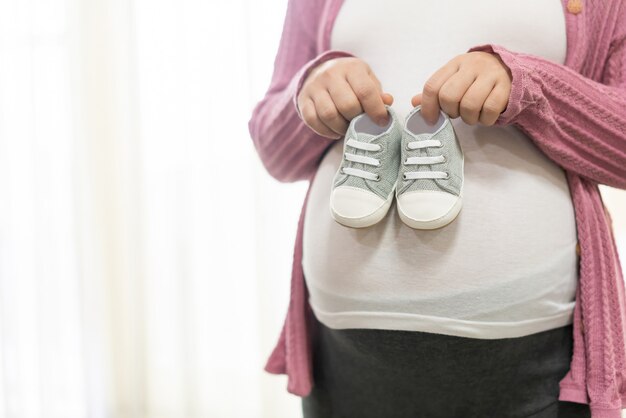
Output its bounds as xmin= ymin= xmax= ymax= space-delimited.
xmin=330 ymin=105 xmax=402 ymax=228
xmin=395 ymin=105 xmax=464 ymax=230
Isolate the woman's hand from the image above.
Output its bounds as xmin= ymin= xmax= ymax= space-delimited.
xmin=297 ymin=57 xmax=394 ymax=139
xmin=412 ymin=51 xmax=513 ymax=126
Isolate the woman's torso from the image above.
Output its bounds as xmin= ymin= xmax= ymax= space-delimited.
xmin=302 ymin=0 xmax=579 ymax=339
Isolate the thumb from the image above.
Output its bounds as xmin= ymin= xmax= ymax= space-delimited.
xmin=411 ymin=93 xmax=423 ymax=107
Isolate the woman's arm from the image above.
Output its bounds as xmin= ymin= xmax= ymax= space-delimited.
xmin=247 ymin=0 xmax=354 ymax=183
xmin=466 ymin=10 xmax=626 ymax=190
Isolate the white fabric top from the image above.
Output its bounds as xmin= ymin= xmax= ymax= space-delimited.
xmin=302 ymin=0 xmax=580 ymax=339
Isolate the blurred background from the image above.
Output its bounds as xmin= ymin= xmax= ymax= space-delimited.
xmin=0 ymin=0 xmax=624 ymax=417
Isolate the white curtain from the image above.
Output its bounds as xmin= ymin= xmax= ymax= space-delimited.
xmin=0 ymin=0 xmax=305 ymax=417
xmin=0 ymin=0 xmax=624 ymax=417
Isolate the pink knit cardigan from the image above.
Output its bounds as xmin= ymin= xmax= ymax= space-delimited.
xmin=248 ymin=0 xmax=626 ymax=416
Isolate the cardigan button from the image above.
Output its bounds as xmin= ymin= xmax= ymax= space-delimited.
xmin=567 ymin=0 xmax=583 ymax=14
xmin=575 ymin=242 xmax=581 ymax=256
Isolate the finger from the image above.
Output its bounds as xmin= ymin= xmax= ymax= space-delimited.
xmin=421 ymin=61 xmax=460 ymax=125
xmin=346 ymin=69 xmax=389 ymax=126
xmin=411 ymin=93 xmax=422 ymax=108
xmin=382 ymin=92 xmax=394 ymax=106
xmin=363 ymin=68 xmax=394 ymax=114
xmin=327 ymin=80 xmax=363 ymax=121
xmin=300 ymin=98 xmax=342 ymax=139
xmin=479 ymin=81 xmax=511 ymax=126
xmin=459 ymin=75 xmax=496 ymax=125
xmin=438 ymin=70 xmax=477 ymax=120
xmin=367 ymin=67 xmax=384 ymax=92
xmin=312 ymin=91 xmax=349 ymax=136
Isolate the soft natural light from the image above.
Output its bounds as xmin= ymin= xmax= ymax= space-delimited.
xmin=0 ymin=0 xmax=624 ymax=417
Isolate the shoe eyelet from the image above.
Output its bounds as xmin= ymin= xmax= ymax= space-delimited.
xmin=440 ymin=155 xmax=447 ymax=163
xmin=444 ymin=172 xmax=450 ymax=179
xmin=402 ymin=173 xmax=407 ymax=181
xmin=437 ymin=142 xmax=444 ymax=148
xmin=375 ymin=174 xmax=381 ymax=181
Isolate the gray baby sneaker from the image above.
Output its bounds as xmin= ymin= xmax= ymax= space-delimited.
xmin=395 ymin=105 xmax=464 ymax=230
xmin=330 ymin=105 xmax=402 ymax=228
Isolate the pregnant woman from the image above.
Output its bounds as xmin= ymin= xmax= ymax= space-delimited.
xmin=248 ymin=0 xmax=626 ymax=417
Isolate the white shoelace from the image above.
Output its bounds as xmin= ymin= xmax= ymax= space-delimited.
xmin=403 ymin=139 xmax=448 ymax=180
xmin=341 ymin=138 xmax=381 ymax=181
xmin=341 ymin=133 xmax=449 ymax=181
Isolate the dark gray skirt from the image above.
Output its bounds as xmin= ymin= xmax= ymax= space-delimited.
xmin=302 ymin=313 xmax=590 ymax=418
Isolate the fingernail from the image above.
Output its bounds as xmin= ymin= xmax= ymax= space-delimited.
xmin=377 ymin=117 xmax=389 ymax=126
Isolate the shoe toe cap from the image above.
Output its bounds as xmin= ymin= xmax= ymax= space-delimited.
xmin=331 ymin=186 xmax=386 ymax=219
xmin=397 ymin=190 xmax=459 ymax=222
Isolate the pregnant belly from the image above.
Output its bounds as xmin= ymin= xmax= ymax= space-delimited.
xmin=302 ymin=120 xmax=579 ymax=323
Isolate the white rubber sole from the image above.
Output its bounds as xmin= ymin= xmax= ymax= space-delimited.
xmin=397 ymin=136 xmax=464 ymax=230
xmin=330 ymin=188 xmax=395 ymax=228
xmin=397 ymin=192 xmax=463 ymax=230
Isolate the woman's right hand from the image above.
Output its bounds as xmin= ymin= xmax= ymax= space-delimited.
xmin=296 ymin=57 xmax=394 ymax=139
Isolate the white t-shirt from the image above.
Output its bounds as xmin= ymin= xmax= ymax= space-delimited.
xmin=302 ymin=0 xmax=579 ymax=339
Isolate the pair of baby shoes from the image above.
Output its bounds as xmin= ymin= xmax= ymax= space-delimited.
xmin=329 ymin=104 xmax=464 ymax=230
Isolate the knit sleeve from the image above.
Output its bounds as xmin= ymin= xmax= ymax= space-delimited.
xmin=247 ymin=0 xmax=355 ymax=183
xmin=465 ymin=14 xmax=626 ymax=190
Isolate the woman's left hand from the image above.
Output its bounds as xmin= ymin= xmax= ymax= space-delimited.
xmin=412 ymin=51 xmax=513 ymax=126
